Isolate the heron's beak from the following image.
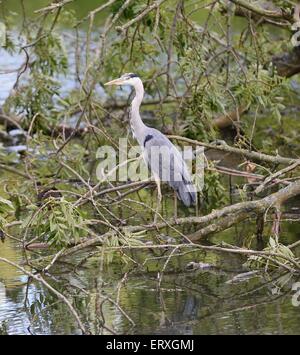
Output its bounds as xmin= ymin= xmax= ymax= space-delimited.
xmin=104 ymin=77 xmax=125 ymax=86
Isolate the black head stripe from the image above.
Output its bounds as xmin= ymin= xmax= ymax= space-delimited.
xmin=128 ymin=73 xmax=139 ymax=78
xmin=143 ymin=134 xmax=153 ymax=147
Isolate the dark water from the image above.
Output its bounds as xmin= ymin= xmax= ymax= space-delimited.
xmin=0 ymin=1 xmax=300 ymax=335
xmin=1 ymin=220 xmax=300 ymax=335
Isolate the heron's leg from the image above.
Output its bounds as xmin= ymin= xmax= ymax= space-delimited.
xmin=153 ymin=174 xmax=162 ymax=224
xmin=173 ymin=190 xmax=177 ymax=220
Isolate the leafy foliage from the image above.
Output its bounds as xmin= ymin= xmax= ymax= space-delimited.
xmin=0 ymin=0 xmax=299 ymax=263
xmin=0 ymin=195 xmax=14 ymax=233
xmin=245 ymin=236 xmax=297 ymax=271
xmin=202 ymin=165 xmax=228 ymax=211
xmin=100 ymin=230 xmax=146 ymax=264
xmin=23 ymin=197 xmax=90 ymax=248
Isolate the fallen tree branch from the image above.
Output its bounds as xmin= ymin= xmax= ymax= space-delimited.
xmin=168 ymin=135 xmax=297 ymax=165
xmin=60 ymin=178 xmax=300 ymax=252
xmin=127 ymin=178 xmax=300 ymax=239
xmin=189 ymin=178 xmax=300 ymax=241
xmin=254 ymin=160 xmax=300 ymax=195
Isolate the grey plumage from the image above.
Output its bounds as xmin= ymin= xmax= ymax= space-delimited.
xmin=105 ymin=73 xmax=197 ymax=207
xmin=142 ymin=128 xmax=196 ymax=207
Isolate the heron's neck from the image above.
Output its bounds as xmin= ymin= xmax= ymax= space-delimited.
xmin=130 ymin=81 xmax=146 ymax=142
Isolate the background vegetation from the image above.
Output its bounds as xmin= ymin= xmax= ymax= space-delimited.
xmin=0 ymin=0 xmax=300 ymax=335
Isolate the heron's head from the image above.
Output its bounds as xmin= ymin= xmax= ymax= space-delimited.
xmin=104 ymin=73 xmax=140 ymax=87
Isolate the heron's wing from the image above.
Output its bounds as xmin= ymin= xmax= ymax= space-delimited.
xmin=143 ymin=128 xmax=195 ymax=200
xmin=142 ymin=128 xmax=196 ymax=206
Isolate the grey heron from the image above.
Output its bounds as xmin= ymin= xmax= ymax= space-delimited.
xmin=104 ymin=73 xmax=196 ymax=213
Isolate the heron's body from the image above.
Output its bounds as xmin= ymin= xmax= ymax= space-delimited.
xmin=105 ymin=73 xmax=196 ymax=207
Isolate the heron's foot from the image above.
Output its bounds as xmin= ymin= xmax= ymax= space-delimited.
xmin=173 ymin=217 xmax=181 ymax=225
xmin=149 ymin=217 xmax=161 ymax=232
xmin=148 ymin=222 xmax=160 ymax=231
